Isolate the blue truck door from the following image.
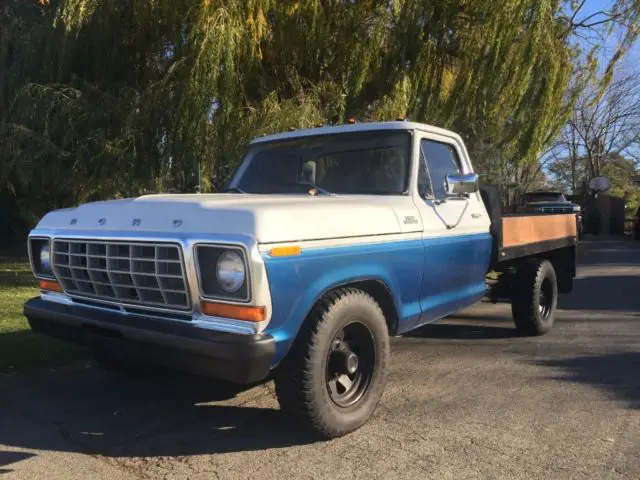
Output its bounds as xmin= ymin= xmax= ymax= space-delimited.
xmin=413 ymin=135 xmax=492 ymax=326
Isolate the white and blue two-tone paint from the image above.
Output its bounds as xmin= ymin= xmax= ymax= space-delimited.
xmin=25 ymin=120 xmax=575 ymax=438
xmin=243 ymin=122 xmax=494 ymax=362
xmin=30 ymin=121 xmax=492 ymax=365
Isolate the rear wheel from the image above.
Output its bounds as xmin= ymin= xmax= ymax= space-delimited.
xmin=274 ymin=288 xmax=390 ymax=438
xmin=511 ymin=259 xmax=558 ymax=336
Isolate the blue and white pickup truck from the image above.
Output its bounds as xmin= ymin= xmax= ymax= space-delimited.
xmin=24 ymin=121 xmax=578 ymax=438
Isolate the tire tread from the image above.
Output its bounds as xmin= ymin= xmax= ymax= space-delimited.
xmin=274 ymin=288 xmax=388 ymax=438
xmin=511 ymin=258 xmax=557 ymax=336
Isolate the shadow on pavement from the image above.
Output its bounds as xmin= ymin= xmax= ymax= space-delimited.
xmin=559 ymin=275 xmax=640 ymax=312
xmin=0 ymin=330 xmax=86 ymax=373
xmin=406 ymin=322 xmax=520 ymax=340
xmin=0 ymin=451 xmax=36 ymax=474
xmin=535 ymin=352 xmax=640 ymax=409
xmin=578 ymin=240 xmax=640 ymax=266
xmin=0 ymin=368 xmax=318 ymax=458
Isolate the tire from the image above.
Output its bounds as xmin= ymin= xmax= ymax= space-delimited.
xmin=511 ymin=259 xmax=558 ymax=336
xmin=274 ymin=288 xmax=390 ymax=439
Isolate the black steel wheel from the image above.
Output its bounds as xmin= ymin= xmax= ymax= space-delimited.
xmin=274 ymin=288 xmax=390 ymax=438
xmin=326 ymin=322 xmax=376 ymax=408
xmin=538 ymin=277 xmax=553 ymax=320
xmin=511 ymin=258 xmax=558 ymax=336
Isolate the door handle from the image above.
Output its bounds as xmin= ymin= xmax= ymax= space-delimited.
xmin=471 ymin=213 xmax=482 ymax=219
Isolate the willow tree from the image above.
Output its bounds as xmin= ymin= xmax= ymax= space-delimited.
xmin=1 ymin=0 xmax=639 ymax=226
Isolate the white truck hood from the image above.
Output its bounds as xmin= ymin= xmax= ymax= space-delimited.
xmin=36 ymin=194 xmax=422 ymax=244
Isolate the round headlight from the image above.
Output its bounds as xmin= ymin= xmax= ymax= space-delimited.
xmin=216 ymin=251 xmax=245 ymax=293
xmin=39 ymin=243 xmax=51 ymax=273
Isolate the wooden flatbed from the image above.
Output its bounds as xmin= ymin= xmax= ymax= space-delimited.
xmin=480 ymin=185 xmax=578 ymax=297
xmin=498 ymin=213 xmax=578 ymax=261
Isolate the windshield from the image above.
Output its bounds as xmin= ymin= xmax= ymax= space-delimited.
xmin=524 ymin=192 xmax=566 ymax=203
xmin=230 ymin=131 xmax=411 ymax=195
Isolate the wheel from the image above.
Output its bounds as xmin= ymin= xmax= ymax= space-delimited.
xmin=511 ymin=259 xmax=558 ymax=336
xmin=274 ymin=288 xmax=390 ymax=439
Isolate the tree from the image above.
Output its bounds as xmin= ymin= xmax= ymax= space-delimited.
xmin=1 ymin=0 xmax=639 ymax=230
xmin=545 ymin=69 xmax=640 ymax=201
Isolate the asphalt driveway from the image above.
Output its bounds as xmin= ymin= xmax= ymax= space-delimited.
xmin=1 ymin=238 xmax=639 ymax=479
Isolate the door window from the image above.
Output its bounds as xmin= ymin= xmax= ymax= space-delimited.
xmin=417 ymin=149 xmax=432 ymax=198
xmin=420 ymin=140 xmax=462 ymax=199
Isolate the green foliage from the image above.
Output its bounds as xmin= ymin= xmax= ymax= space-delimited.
xmin=545 ymin=66 xmax=640 ymax=214
xmin=0 ymin=258 xmax=85 ymax=371
xmin=548 ymin=153 xmax=640 ymax=214
xmin=1 ymin=0 xmax=638 ymax=229
xmin=601 ymin=157 xmax=640 ymax=214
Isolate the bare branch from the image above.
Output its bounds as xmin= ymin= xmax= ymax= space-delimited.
xmin=544 ymin=67 xmax=640 ymax=193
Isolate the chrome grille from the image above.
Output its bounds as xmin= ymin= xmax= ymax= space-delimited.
xmin=538 ymin=206 xmax=573 ymax=214
xmin=51 ymin=240 xmax=190 ymax=311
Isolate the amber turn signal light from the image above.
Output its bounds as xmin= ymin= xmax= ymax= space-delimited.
xmin=39 ymin=279 xmax=63 ymax=293
xmin=269 ymin=245 xmax=302 ymax=257
xmin=200 ymin=301 xmax=265 ymax=322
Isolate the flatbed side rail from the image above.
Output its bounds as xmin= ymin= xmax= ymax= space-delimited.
xmin=496 ymin=213 xmax=578 ymax=262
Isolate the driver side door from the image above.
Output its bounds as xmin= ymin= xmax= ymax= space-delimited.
xmin=414 ymin=136 xmax=492 ymax=324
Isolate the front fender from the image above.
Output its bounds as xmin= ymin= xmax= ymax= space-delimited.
xmin=262 ymin=239 xmax=424 ymax=364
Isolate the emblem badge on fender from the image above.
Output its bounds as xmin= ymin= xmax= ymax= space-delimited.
xmin=98 ymin=218 xmax=106 ymax=226
xmin=70 ymin=218 xmax=77 ymax=225
xmin=132 ymin=218 xmax=141 ymax=226
xmin=172 ymin=219 xmax=183 ymax=228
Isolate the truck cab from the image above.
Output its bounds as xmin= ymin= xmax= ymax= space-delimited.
xmin=24 ymin=121 xmax=577 ymax=439
xmin=228 ymin=122 xmax=492 ymax=348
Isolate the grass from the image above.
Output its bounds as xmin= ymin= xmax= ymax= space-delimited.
xmin=0 ymin=257 xmax=85 ymax=372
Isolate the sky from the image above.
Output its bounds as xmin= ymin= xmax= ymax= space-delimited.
xmin=541 ymin=1 xmax=640 ymax=190
xmin=578 ymin=0 xmax=639 ymax=70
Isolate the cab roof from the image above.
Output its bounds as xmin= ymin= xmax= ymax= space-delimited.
xmin=249 ymin=121 xmax=463 ymax=145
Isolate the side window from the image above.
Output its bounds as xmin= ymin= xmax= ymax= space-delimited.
xmin=417 ymin=148 xmax=432 ymax=198
xmin=420 ymin=140 xmax=462 ymax=199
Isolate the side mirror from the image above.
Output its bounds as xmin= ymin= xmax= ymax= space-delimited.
xmin=445 ymin=173 xmax=479 ymax=196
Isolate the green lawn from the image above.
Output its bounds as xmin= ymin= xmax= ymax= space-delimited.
xmin=0 ymin=257 xmax=85 ymax=372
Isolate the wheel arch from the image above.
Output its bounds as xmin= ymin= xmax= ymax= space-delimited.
xmin=303 ymin=278 xmax=400 ymax=336
xmin=517 ymin=247 xmax=575 ymax=294
xmin=339 ymin=279 xmax=400 ymax=335
xmin=270 ymin=276 xmax=401 ymax=365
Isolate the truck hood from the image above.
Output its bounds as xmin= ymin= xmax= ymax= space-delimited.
xmin=35 ymin=194 xmax=422 ymax=244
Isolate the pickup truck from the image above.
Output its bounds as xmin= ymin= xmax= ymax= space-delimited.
xmin=24 ymin=121 xmax=578 ymax=438
xmin=517 ymin=191 xmax=583 ymax=238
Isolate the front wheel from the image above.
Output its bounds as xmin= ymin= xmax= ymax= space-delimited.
xmin=274 ymin=288 xmax=390 ymax=439
xmin=511 ymin=259 xmax=558 ymax=336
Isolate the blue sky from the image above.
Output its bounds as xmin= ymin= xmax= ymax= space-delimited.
xmin=578 ymin=0 xmax=639 ymax=69
xmin=541 ymin=1 xmax=639 ymax=189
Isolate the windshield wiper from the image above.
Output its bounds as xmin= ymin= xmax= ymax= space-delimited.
xmin=224 ymin=186 xmax=246 ymax=193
